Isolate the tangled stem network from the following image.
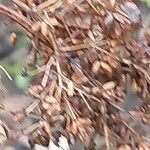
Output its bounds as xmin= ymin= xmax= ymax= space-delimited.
xmin=0 ymin=0 xmax=150 ymax=149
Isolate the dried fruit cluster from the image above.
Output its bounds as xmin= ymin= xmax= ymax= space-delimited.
xmin=0 ymin=0 xmax=150 ymax=149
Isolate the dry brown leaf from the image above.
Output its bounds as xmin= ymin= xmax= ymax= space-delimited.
xmin=45 ymin=96 xmax=57 ymax=103
xmin=113 ymin=12 xmax=131 ymax=25
xmin=92 ymin=60 xmax=101 ymax=74
xmin=92 ymin=87 xmax=101 ymax=95
xmin=48 ymin=80 xmax=57 ymax=96
xmin=54 ymin=87 xmax=62 ymax=101
xmin=44 ymin=0 xmax=62 ymax=13
xmin=138 ymin=142 xmax=150 ymax=150
xmin=42 ymin=102 xmax=51 ymax=110
xmin=100 ymin=61 xmax=112 ymax=74
xmin=9 ymin=32 xmax=17 ymax=46
xmin=117 ymin=144 xmax=132 ymax=150
xmin=67 ymin=80 xmax=74 ymax=97
xmin=142 ymin=117 xmax=150 ymax=125
xmin=46 ymin=102 xmax=61 ymax=115
xmin=41 ymin=22 xmax=48 ymax=37
xmin=27 ymin=0 xmax=33 ymax=6
xmin=44 ymin=17 xmax=59 ymax=27
xmin=107 ymin=55 xmax=118 ymax=69
xmin=110 ymin=0 xmax=115 ymax=7
xmin=72 ymin=70 xmax=88 ymax=85
xmin=32 ymin=21 xmax=41 ymax=32
xmin=103 ymin=81 xmax=116 ymax=90
xmin=71 ymin=120 xmax=78 ymax=135
xmin=75 ymin=118 xmax=94 ymax=144
xmin=87 ymin=30 xmax=95 ymax=42
xmin=28 ymin=84 xmax=43 ymax=96
xmin=35 ymin=0 xmax=58 ymax=12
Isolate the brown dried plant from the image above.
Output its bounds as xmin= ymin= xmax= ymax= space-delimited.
xmin=0 ymin=0 xmax=150 ymax=149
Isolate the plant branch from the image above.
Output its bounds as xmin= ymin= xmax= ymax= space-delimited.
xmin=0 ymin=3 xmax=51 ymax=47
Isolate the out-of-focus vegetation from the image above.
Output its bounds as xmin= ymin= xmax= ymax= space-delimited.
xmin=0 ymin=29 xmax=31 ymax=90
xmin=0 ymin=0 xmax=32 ymax=91
xmin=144 ymin=0 xmax=150 ymax=6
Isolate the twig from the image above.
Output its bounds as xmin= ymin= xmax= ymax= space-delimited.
xmin=59 ymin=43 xmax=91 ymax=52
xmin=23 ymin=121 xmax=43 ymax=135
xmin=34 ymin=0 xmax=58 ymax=13
xmin=32 ymin=63 xmax=125 ymax=113
xmin=0 ymin=3 xmax=50 ymax=47
xmin=63 ymin=93 xmax=77 ymax=120
xmin=0 ymin=65 xmax=12 ymax=80
xmin=79 ymin=91 xmax=93 ymax=113
xmin=103 ymin=121 xmax=111 ymax=150
xmin=55 ymin=58 xmax=63 ymax=89
xmin=0 ymin=3 xmax=31 ymax=33
xmin=122 ymin=121 xmax=140 ymax=138
xmin=11 ymin=0 xmax=31 ymax=12
xmin=133 ymin=64 xmax=150 ymax=83
xmin=25 ymin=100 xmax=40 ymax=115
xmin=41 ymin=56 xmax=55 ymax=87
xmin=28 ymin=65 xmax=46 ymax=76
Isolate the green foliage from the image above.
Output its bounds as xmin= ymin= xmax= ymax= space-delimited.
xmin=0 ymin=34 xmax=31 ymax=90
xmin=144 ymin=0 xmax=150 ymax=6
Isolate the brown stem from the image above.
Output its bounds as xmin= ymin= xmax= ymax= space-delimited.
xmin=0 ymin=3 xmax=31 ymax=33
xmin=0 ymin=3 xmax=51 ymax=47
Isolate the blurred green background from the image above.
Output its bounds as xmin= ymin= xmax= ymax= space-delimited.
xmin=144 ymin=0 xmax=150 ymax=6
xmin=0 ymin=15 xmax=31 ymax=90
